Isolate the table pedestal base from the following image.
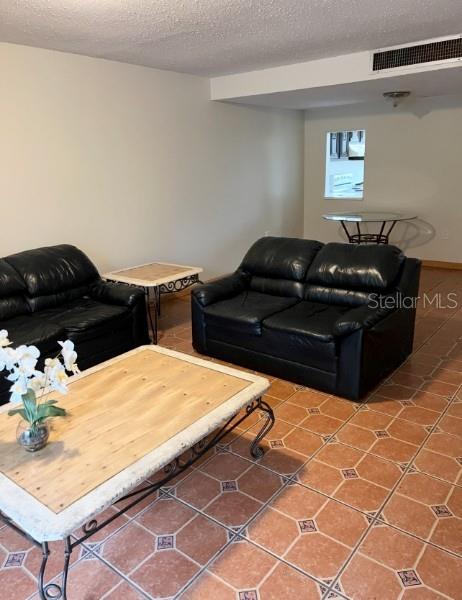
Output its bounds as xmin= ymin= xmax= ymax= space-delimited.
xmin=340 ymin=219 xmax=398 ymax=244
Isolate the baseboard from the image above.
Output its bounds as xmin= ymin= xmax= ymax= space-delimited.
xmin=422 ymin=260 xmax=462 ymax=271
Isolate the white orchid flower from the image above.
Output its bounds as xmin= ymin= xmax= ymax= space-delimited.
xmin=0 ymin=330 xmax=11 ymax=348
xmin=4 ymin=347 xmax=18 ymax=369
xmin=45 ymin=357 xmax=60 ymax=369
xmin=0 ymin=343 xmax=18 ymax=373
xmin=45 ymin=359 xmax=69 ymax=394
xmin=50 ymin=366 xmax=69 ymax=395
xmin=16 ymin=344 xmax=40 ymax=358
xmin=58 ymin=340 xmax=79 ymax=373
xmin=44 ymin=357 xmax=62 ymax=378
xmin=6 ymin=367 xmax=21 ymax=382
xmin=59 ymin=340 xmax=74 ymax=353
xmin=29 ymin=372 xmax=47 ymax=393
xmin=9 ymin=376 xmax=28 ymax=404
xmin=1 ymin=336 xmax=78 ymax=404
xmin=14 ymin=345 xmax=40 ymax=377
xmin=6 ymin=361 xmax=38 ymax=384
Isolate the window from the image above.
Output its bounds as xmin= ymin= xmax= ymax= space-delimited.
xmin=324 ymin=130 xmax=366 ymax=199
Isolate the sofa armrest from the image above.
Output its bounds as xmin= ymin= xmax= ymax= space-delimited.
xmin=191 ymin=272 xmax=249 ymax=307
xmin=396 ymin=258 xmax=421 ymax=298
xmin=89 ymin=280 xmax=145 ymax=308
xmin=334 ymin=302 xmax=395 ymax=337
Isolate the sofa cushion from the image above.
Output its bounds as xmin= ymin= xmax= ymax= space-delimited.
xmin=5 ymin=244 xmax=100 ymax=311
xmin=307 ymin=243 xmax=404 ymax=292
xmin=0 ymin=258 xmax=29 ymax=320
xmin=23 ymin=285 xmax=95 ymax=313
xmin=264 ymin=301 xmax=349 ymax=342
xmin=0 ymin=315 xmax=64 ymax=349
xmin=241 ymin=237 xmax=323 ymax=280
xmin=304 ymin=285 xmax=373 ymax=308
xmin=261 ymin=301 xmax=350 ymax=372
xmin=203 ymin=291 xmax=298 ymax=336
xmin=40 ymin=298 xmax=131 ymax=342
xmin=240 ymin=237 xmax=323 ymax=298
xmin=0 ymin=296 xmax=30 ymax=321
xmin=0 ymin=259 xmax=26 ymax=296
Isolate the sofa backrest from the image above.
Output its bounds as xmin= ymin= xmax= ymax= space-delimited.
xmin=4 ymin=244 xmax=100 ymax=312
xmin=0 ymin=259 xmax=30 ymax=320
xmin=239 ymin=237 xmax=323 ymax=298
xmin=305 ymin=242 xmax=405 ymax=306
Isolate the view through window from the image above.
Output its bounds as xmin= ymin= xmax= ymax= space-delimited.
xmin=325 ymin=130 xmax=366 ymax=199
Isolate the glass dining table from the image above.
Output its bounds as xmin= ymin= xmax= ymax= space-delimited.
xmin=322 ymin=211 xmax=417 ymax=244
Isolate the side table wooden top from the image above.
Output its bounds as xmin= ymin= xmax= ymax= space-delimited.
xmin=104 ymin=261 xmax=203 ymax=287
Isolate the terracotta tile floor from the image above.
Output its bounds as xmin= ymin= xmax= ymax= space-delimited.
xmin=1 ymin=267 xmax=462 ymax=599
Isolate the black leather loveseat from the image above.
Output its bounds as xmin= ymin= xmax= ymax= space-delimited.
xmin=192 ymin=237 xmax=421 ymax=400
xmin=0 ymin=244 xmax=149 ymax=405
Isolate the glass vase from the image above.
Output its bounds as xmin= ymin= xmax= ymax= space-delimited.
xmin=16 ymin=419 xmax=50 ymax=452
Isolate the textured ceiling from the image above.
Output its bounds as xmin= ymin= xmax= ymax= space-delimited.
xmin=1 ymin=1 xmax=461 ymax=76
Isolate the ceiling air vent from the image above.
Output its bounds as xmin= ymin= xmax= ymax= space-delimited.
xmin=372 ymin=35 xmax=462 ymax=72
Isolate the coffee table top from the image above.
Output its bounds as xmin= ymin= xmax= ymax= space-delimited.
xmin=0 ymin=346 xmax=268 ymax=541
xmin=104 ymin=261 xmax=203 ymax=287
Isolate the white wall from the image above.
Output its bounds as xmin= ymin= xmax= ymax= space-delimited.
xmin=0 ymin=43 xmax=304 ymax=277
xmin=304 ymin=96 xmax=462 ymax=262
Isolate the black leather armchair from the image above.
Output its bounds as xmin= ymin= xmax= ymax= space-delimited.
xmin=0 ymin=244 xmax=149 ymax=405
xmin=192 ymin=237 xmax=421 ymax=400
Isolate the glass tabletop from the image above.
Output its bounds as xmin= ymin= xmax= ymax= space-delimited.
xmin=322 ymin=211 xmax=417 ymax=223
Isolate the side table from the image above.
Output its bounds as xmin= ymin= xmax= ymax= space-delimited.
xmin=322 ymin=211 xmax=417 ymax=244
xmin=104 ymin=262 xmax=203 ymax=343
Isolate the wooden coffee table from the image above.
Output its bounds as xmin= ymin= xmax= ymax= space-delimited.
xmin=104 ymin=262 xmax=203 ymax=343
xmin=0 ymin=346 xmax=271 ymax=600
